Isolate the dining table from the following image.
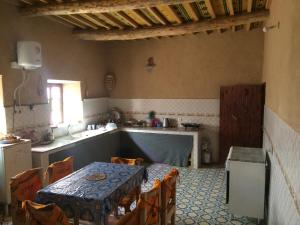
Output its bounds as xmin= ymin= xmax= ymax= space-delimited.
xmin=35 ymin=162 xmax=147 ymax=225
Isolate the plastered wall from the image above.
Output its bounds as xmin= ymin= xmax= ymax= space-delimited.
xmin=0 ymin=2 xmax=108 ymax=107
xmin=262 ymin=0 xmax=300 ymax=133
xmin=105 ymin=30 xmax=264 ymax=99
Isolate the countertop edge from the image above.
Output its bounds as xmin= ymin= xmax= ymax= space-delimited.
xmin=31 ymin=127 xmax=200 ymax=154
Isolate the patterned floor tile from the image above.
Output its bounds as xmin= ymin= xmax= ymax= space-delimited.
xmin=143 ymin=164 xmax=261 ymax=225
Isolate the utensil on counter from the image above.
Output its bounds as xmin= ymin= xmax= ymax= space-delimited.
xmin=181 ymin=123 xmax=201 ymax=129
xmin=163 ymin=118 xmax=170 ymax=128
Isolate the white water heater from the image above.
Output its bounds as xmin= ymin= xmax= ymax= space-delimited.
xmin=17 ymin=41 xmax=42 ymax=70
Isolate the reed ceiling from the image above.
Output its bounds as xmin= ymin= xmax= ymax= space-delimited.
xmin=18 ymin=0 xmax=272 ymax=41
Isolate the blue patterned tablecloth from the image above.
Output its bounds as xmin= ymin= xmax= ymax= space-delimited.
xmin=36 ymin=162 xmax=147 ymax=224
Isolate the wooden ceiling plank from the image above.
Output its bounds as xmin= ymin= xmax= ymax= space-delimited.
xmin=166 ymin=5 xmax=182 ymax=24
xmin=101 ymin=13 xmax=125 ymax=29
xmin=117 ymin=11 xmax=139 ymax=28
xmin=182 ymin=2 xmax=199 ymax=21
xmin=47 ymin=15 xmax=74 ymax=28
xmin=56 ymin=15 xmax=86 ymax=29
xmin=20 ymin=0 xmax=33 ymax=5
xmin=226 ymin=0 xmax=235 ymax=16
xmin=129 ymin=9 xmax=153 ymax=27
xmin=80 ymin=14 xmax=111 ymax=29
xmin=225 ymin=0 xmax=235 ymax=31
xmin=74 ymin=10 xmax=269 ymax=41
xmin=204 ymin=0 xmax=221 ymax=33
xmin=265 ymin=0 xmax=272 ymax=9
xmin=21 ymin=0 xmax=197 ymax=17
xmin=204 ymin=0 xmax=216 ymax=19
xmin=245 ymin=0 xmax=253 ymax=31
xmin=147 ymin=7 xmax=169 ymax=25
xmin=38 ymin=0 xmax=48 ymax=4
xmin=68 ymin=14 xmax=98 ymax=29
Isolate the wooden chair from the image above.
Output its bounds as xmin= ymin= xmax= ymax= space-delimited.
xmin=137 ymin=179 xmax=161 ymax=225
xmin=22 ymin=200 xmax=71 ymax=225
xmin=109 ymin=179 xmax=161 ymax=225
xmin=111 ymin=157 xmax=144 ymax=213
xmin=45 ymin=156 xmax=74 ymax=184
xmin=10 ymin=168 xmax=43 ymax=225
xmin=111 ymin=157 xmax=144 ymax=166
xmin=161 ymin=169 xmax=179 ymax=225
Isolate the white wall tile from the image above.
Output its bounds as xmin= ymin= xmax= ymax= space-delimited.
xmin=108 ymin=98 xmax=220 ymax=127
xmin=264 ymin=106 xmax=300 ymax=225
xmin=83 ymin=98 xmax=108 ymax=118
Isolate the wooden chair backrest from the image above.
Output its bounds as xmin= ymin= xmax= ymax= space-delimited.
xmin=111 ymin=157 xmax=144 ymax=166
xmin=137 ymin=179 xmax=161 ymax=225
xmin=161 ymin=169 xmax=179 ymax=225
xmin=10 ymin=168 xmax=43 ymax=225
xmin=22 ymin=200 xmax=71 ymax=225
xmin=46 ymin=156 xmax=74 ymax=184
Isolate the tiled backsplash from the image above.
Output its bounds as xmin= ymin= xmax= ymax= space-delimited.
xmin=3 ymin=98 xmax=109 ymax=137
xmin=263 ymin=106 xmax=300 ymax=224
xmin=5 ymin=104 xmax=51 ymax=132
xmin=83 ymin=98 xmax=108 ymax=125
xmin=108 ymin=98 xmax=220 ymax=127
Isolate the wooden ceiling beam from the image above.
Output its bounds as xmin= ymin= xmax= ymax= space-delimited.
xmin=21 ymin=0 xmax=197 ymax=17
xmin=74 ymin=10 xmax=269 ymax=41
xmin=245 ymin=0 xmax=253 ymax=31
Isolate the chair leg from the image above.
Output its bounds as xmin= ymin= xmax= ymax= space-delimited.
xmin=171 ymin=212 xmax=176 ymax=225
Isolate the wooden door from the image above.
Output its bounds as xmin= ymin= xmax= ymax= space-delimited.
xmin=219 ymin=84 xmax=265 ymax=163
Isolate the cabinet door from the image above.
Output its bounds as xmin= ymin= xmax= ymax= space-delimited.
xmin=4 ymin=142 xmax=32 ymax=203
xmin=219 ymin=84 xmax=265 ymax=163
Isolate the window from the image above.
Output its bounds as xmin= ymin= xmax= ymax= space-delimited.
xmin=47 ymin=84 xmax=63 ymax=125
xmin=47 ymin=80 xmax=83 ymax=125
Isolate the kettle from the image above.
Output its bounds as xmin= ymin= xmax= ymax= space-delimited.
xmin=163 ymin=118 xmax=170 ymax=128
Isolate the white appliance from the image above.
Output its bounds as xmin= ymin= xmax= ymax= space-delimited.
xmin=226 ymin=146 xmax=265 ymax=222
xmin=0 ymin=140 xmax=32 ymax=213
xmin=17 ymin=41 xmax=42 ymax=69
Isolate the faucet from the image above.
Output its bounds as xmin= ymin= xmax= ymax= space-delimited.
xmin=67 ymin=124 xmax=72 ymax=136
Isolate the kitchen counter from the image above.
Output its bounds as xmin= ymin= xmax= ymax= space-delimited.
xmin=31 ymin=128 xmax=119 ymax=154
xmin=121 ymin=126 xmax=200 ymax=135
xmin=32 ymin=127 xmax=199 ymax=154
xmin=31 ymin=126 xmax=201 ymax=170
xmin=0 ymin=139 xmax=31 ymax=148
